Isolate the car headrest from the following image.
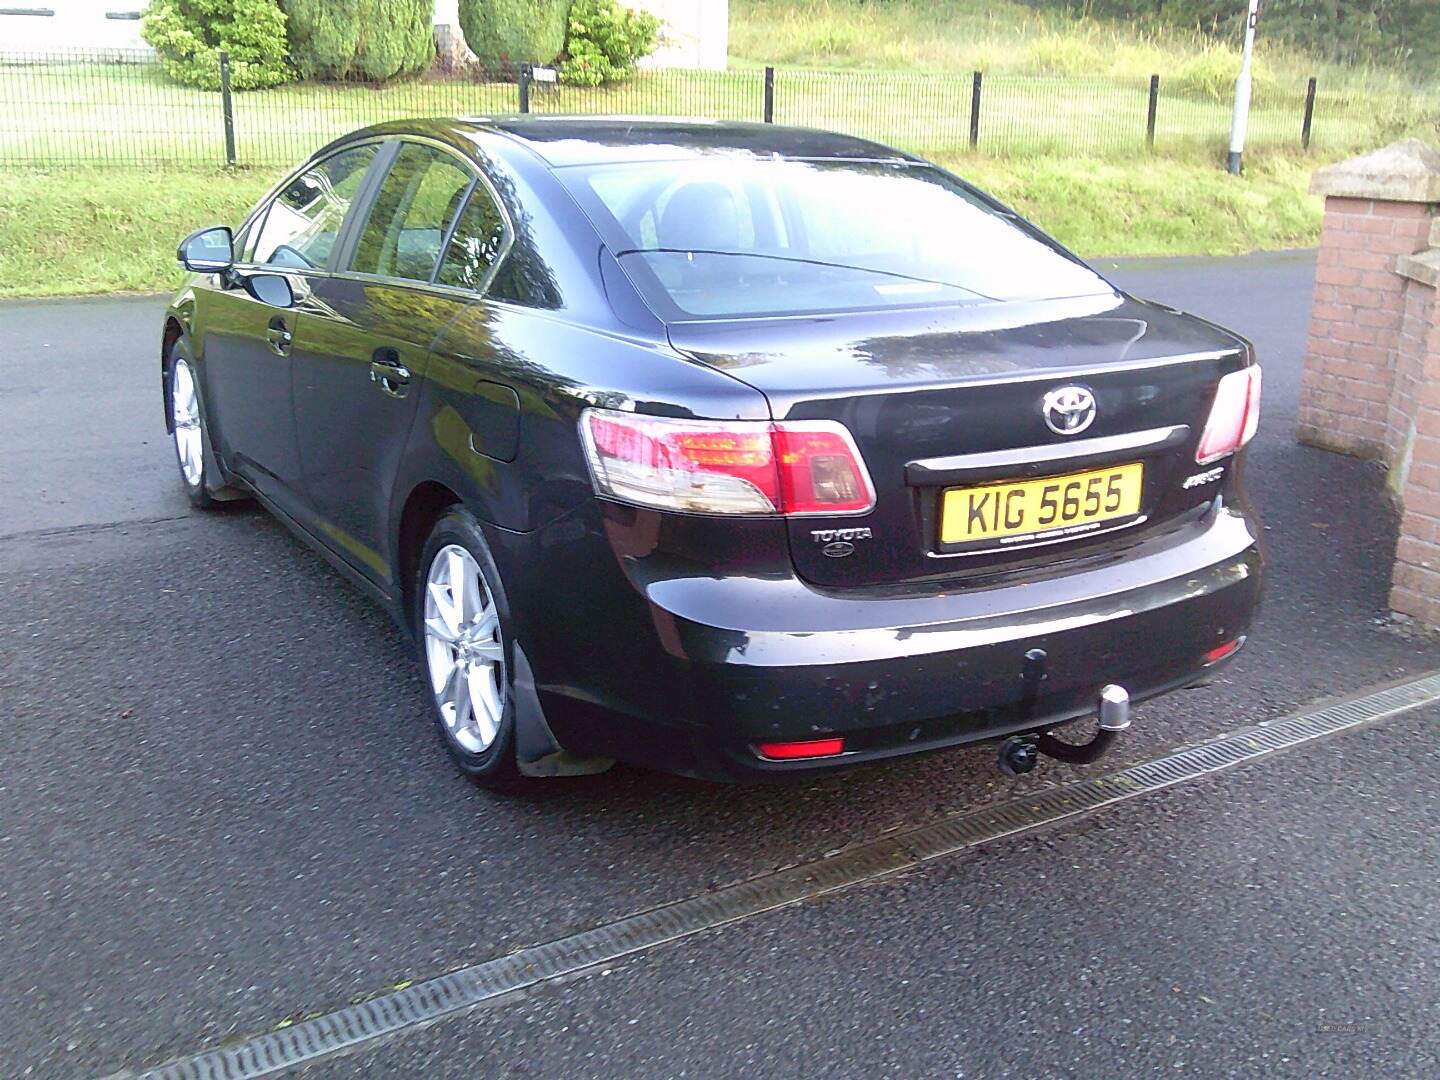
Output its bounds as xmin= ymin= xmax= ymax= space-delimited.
xmin=656 ymin=182 xmax=743 ymax=252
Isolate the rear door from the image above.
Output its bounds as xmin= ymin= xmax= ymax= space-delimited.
xmin=287 ymin=140 xmax=485 ymax=586
xmin=199 ymin=142 xmax=381 ymax=512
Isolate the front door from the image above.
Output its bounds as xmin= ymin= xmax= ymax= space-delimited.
xmin=289 ymin=141 xmax=481 ymax=587
xmin=197 ymin=282 xmax=307 ymax=508
xmin=200 ymin=142 xmax=382 ymax=510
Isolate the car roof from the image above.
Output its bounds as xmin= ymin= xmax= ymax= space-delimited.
xmin=334 ymin=116 xmax=924 ymax=168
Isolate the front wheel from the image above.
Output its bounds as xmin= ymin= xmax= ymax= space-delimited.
xmin=415 ymin=508 xmax=524 ymax=787
xmin=168 ymin=347 xmax=243 ymax=508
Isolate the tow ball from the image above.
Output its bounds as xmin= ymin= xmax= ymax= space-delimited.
xmin=998 ymin=683 xmax=1132 ymax=776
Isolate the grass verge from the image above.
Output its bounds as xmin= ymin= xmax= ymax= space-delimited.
xmin=729 ymin=0 xmax=1427 ymax=94
xmin=0 ymin=156 xmax=1321 ymax=300
xmin=0 ymin=168 xmax=271 ymax=298
xmin=954 ymin=153 xmax=1323 ymax=259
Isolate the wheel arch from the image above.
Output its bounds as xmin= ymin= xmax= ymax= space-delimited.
xmin=395 ymin=479 xmax=465 ymax=630
xmin=392 ymin=477 xmax=612 ymax=778
xmin=161 ymin=316 xmax=186 ymax=433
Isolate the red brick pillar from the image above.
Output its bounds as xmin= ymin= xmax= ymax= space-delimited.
xmin=1388 ymin=252 xmax=1440 ymax=624
xmin=1297 ymin=140 xmax=1440 ymax=624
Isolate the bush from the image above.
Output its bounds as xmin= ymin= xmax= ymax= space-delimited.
xmin=284 ymin=1 xmax=435 ymax=82
xmin=1021 ymin=35 xmax=1103 ymax=76
xmin=141 ymin=0 xmax=291 ymax=90
xmin=458 ymin=0 xmax=573 ymax=65
xmin=559 ymin=0 xmax=660 ymax=87
xmin=799 ymin=20 xmax=868 ymax=61
xmin=1040 ymin=1 xmax=1440 ymax=69
xmin=1171 ymin=47 xmax=1274 ymax=102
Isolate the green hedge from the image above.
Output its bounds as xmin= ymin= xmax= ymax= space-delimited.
xmin=141 ymin=0 xmax=292 ymax=91
xmin=459 ymin=0 xmax=573 ymax=65
xmin=559 ymin=0 xmax=660 ymax=86
xmin=284 ymin=0 xmax=435 ymax=82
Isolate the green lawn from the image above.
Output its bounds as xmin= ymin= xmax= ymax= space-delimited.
xmin=0 ymin=57 xmax=1414 ymax=168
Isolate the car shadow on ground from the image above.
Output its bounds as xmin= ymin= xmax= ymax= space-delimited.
xmin=281 ymin=414 xmax=1440 ymax=847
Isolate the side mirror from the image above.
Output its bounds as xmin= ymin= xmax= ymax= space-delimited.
xmin=178 ymin=225 xmax=234 ymax=273
xmin=241 ymin=272 xmax=297 ymax=308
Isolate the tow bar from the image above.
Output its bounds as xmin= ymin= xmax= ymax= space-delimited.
xmin=998 ymin=683 xmax=1132 ymax=776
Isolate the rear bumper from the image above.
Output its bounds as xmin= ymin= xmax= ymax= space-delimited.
xmin=528 ymin=502 xmax=1261 ymax=781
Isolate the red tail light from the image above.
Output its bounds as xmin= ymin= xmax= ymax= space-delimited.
xmin=756 ymin=737 xmax=846 ymax=760
xmin=772 ymin=422 xmax=874 ymax=515
xmin=581 ymin=410 xmax=875 ymax=517
xmin=1196 ymin=366 xmax=1262 ymax=465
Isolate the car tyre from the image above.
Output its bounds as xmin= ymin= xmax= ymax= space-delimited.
xmin=414 ymin=508 xmax=524 ymax=788
xmin=167 ymin=343 xmax=244 ymax=508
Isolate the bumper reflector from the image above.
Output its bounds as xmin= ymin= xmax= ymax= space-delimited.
xmin=756 ymin=737 xmax=845 ymax=760
xmin=1204 ymin=638 xmax=1243 ymax=665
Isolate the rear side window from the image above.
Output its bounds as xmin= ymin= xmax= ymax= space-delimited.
xmin=437 ymin=183 xmax=508 ymax=291
xmin=349 ymin=143 xmax=474 ymax=282
xmin=251 ymin=144 xmax=378 ymax=270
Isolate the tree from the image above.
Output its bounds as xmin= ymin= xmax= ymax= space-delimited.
xmin=458 ymin=0 xmax=574 ymax=65
xmin=141 ymin=0 xmax=292 ymax=90
xmin=284 ymin=0 xmax=436 ymax=82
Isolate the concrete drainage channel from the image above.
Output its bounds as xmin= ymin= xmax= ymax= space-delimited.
xmin=111 ymin=670 xmax=1440 ymax=1080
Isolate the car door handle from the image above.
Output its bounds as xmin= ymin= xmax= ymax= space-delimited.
xmin=369 ymin=352 xmax=411 ymax=398
xmin=266 ymin=316 xmax=292 ymax=357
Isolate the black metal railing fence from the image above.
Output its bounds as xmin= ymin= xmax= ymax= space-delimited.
xmin=0 ymin=48 xmax=1419 ymax=169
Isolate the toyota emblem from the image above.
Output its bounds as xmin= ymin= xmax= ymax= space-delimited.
xmin=1041 ymin=385 xmax=1097 ymax=436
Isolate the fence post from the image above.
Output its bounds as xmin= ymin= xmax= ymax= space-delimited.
xmin=969 ymin=71 xmax=982 ymax=149
xmin=218 ymin=50 xmax=237 ymax=167
xmin=1302 ymin=76 xmax=1317 ymax=150
xmin=1146 ymin=74 xmax=1159 ymax=151
xmin=763 ymin=65 xmax=775 ymax=124
xmin=518 ymin=63 xmax=531 ymax=114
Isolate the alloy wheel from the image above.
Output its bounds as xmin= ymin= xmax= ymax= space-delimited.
xmin=171 ymin=357 xmax=203 ymax=488
xmin=423 ymin=544 xmax=505 ymax=753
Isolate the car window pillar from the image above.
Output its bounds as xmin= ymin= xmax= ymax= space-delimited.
xmin=330 ymin=140 xmax=402 ymax=275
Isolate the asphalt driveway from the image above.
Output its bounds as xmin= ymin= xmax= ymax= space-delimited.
xmin=2 ymin=252 xmax=1438 ymax=1078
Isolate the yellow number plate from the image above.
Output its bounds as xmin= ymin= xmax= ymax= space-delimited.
xmin=940 ymin=462 xmax=1144 ymax=547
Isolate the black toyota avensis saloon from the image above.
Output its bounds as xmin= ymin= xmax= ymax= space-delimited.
xmin=163 ymin=117 xmax=1262 ymax=786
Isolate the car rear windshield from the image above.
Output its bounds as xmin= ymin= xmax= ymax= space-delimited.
xmin=571 ymin=158 xmax=1111 ymax=319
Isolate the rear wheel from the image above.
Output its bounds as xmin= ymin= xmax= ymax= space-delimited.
xmin=415 ymin=509 xmax=523 ymax=787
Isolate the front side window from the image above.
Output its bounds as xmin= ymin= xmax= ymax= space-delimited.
xmin=251 ymin=144 xmax=379 ymax=270
xmin=574 ymin=158 xmax=1111 ymax=318
xmin=350 ymin=143 xmax=475 ymax=283
xmin=436 ymin=184 xmax=508 ymax=291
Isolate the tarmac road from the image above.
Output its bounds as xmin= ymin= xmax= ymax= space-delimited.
xmin=2 ymin=252 xmax=1438 ymax=1078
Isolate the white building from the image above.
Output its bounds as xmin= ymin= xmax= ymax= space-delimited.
xmin=5 ymin=1 xmax=729 ymax=70
xmin=1 ymin=0 xmax=148 ymax=54
xmin=632 ymin=0 xmax=730 ymax=70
